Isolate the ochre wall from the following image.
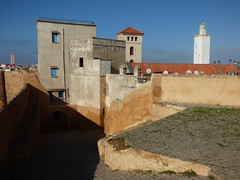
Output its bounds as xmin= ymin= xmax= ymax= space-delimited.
xmin=104 ymin=81 xmax=184 ymax=135
xmin=0 ymin=71 xmax=50 ymax=172
xmin=154 ymin=75 xmax=240 ymax=106
xmin=104 ymin=75 xmax=240 ymax=135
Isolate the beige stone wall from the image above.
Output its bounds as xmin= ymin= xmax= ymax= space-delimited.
xmin=98 ymin=138 xmax=211 ymax=176
xmin=152 ymin=75 xmax=240 ymax=106
xmin=104 ymin=81 xmax=184 ymax=135
xmin=104 ymin=74 xmax=240 ymax=135
xmin=105 ymin=74 xmax=138 ymax=108
xmin=0 ymin=71 xmax=50 ymax=171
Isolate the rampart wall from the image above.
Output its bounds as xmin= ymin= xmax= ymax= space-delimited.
xmin=0 ymin=71 xmax=49 ymax=172
xmin=153 ymin=75 xmax=240 ymax=106
xmin=104 ymin=75 xmax=240 ymax=135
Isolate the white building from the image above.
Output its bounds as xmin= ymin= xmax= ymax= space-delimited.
xmin=116 ymin=27 xmax=144 ymax=63
xmin=193 ymin=23 xmax=210 ymax=64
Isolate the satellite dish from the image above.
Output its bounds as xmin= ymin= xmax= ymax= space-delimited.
xmin=163 ymin=70 xmax=168 ymax=74
xmin=194 ymin=70 xmax=199 ymax=75
xmin=146 ymin=68 xmax=152 ymax=74
xmin=186 ymin=70 xmax=192 ymax=74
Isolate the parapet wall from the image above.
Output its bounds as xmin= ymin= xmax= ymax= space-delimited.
xmin=153 ymin=75 xmax=240 ymax=106
xmin=104 ymin=75 xmax=240 ymax=135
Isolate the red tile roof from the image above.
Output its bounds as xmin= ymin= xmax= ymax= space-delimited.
xmin=116 ymin=27 xmax=144 ymax=35
xmin=131 ymin=63 xmax=240 ymax=75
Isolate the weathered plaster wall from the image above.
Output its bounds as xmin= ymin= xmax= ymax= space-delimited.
xmin=37 ymin=20 xmax=96 ymax=91
xmin=104 ymin=81 xmax=184 ymax=135
xmin=93 ymin=37 xmax=125 ymax=74
xmin=98 ymin=138 xmax=211 ymax=176
xmin=153 ymin=75 xmax=240 ymax=106
xmin=104 ymin=74 xmax=240 ymax=135
xmin=106 ymin=74 xmax=138 ymax=108
xmin=0 ymin=71 xmax=50 ymax=172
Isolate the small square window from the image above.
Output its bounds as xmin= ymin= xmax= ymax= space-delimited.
xmin=135 ymin=37 xmax=138 ymax=41
xmin=127 ymin=36 xmax=130 ymax=41
xmin=51 ymin=68 xmax=58 ymax=77
xmin=52 ymin=32 xmax=59 ymax=43
xmin=79 ymin=57 xmax=84 ymax=67
xmin=58 ymin=91 xmax=64 ymax=98
xmin=131 ymin=37 xmax=134 ymax=41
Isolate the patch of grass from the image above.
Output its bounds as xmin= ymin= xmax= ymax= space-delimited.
xmin=160 ymin=170 xmax=176 ymax=175
xmin=181 ymin=169 xmax=197 ymax=177
xmin=208 ymin=175 xmax=215 ymax=179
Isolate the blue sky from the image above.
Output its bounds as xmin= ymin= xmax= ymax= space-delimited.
xmin=0 ymin=0 xmax=239 ymax=65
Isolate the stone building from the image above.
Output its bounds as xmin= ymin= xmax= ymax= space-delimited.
xmin=37 ymin=18 xmax=125 ymax=105
xmin=116 ymin=27 xmax=144 ymax=63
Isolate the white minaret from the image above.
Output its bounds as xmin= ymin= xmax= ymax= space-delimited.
xmin=193 ymin=23 xmax=210 ymax=64
xmin=10 ymin=52 xmax=15 ymax=65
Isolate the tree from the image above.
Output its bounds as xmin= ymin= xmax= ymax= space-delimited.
xmin=217 ymin=60 xmax=221 ymax=64
xmin=213 ymin=61 xmax=217 ymax=64
xmin=229 ymin=59 xmax=232 ymax=64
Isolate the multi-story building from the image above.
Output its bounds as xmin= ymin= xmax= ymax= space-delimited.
xmin=116 ymin=27 xmax=144 ymax=63
xmin=37 ymin=18 xmax=125 ymax=105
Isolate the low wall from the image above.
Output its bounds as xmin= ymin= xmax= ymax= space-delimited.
xmin=104 ymin=81 xmax=185 ymax=135
xmin=98 ymin=138 xmax=211 ymax=176
xmin=152 ymin=75 xmax=240 ymax=106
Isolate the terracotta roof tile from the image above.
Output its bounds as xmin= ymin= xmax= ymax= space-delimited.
xmin=131 ymin=63 xmax=240 ymax=75
xmin=116 ymin=27 xmax=144 ymax=35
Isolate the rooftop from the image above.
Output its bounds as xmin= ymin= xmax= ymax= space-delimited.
xmin=37 ymin=17 xmax=95 ymax=26
xmin=131 ymin=63 xmax=240 ymax=75
xmin=116 ymin=27 xmax=144 ymax=35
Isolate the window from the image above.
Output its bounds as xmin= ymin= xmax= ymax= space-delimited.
xmin=58 ymin=91 xmax=64 ymax=98
xmin=131 ymin=37 xmax=134 ymax=41
xmin=135 ymin=37 xmax=138 ymax=41
xmin=51 ymin=67 xmax=58 ymax=77
xmin=79 ymin=57 xmax=84 ymax=67
xmin=130 ymin=47 xmax=134 ymax=55
xmin=127 ymin=36 xmax=130 ymax=41
xmin=52 ymin=32 xmax=59 ymax=43
xmin=130 ymin=60 xmax=134 ymax=63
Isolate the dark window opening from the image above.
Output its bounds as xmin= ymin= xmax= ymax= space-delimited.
xmin=130 ymin=60 xmax=134 ymax=63
xmin=52 ymin=32 xmax=59 ymax=43
xmin=135 ymin=37 xmax=138 ymax=41
xmin=127 ymin=36 xmax=130 ymax=41
xmin=130 ymin=47 xmax=134 ymax=55
xmin=131 ymin=37 xmax=134 ymax=41
xmin=79 ymin=57 xmax=84 ymax=67
xmin=59 ymin=91 xmax=64 ymax=98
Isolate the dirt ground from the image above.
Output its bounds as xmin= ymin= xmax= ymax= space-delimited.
xmin=114 ymin=104 xmax=240 ymax=180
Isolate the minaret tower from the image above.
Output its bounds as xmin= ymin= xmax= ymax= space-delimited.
xmin=10 ymin=52 xmax=15 ymax=65
xmin=193 ymin=23 xmax=210 ymax=64
xmin=116 ymin=27 xmax=144 ymax=63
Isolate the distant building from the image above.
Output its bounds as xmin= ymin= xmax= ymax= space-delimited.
xmin=116 ymin=27 xmax=144 ymax=63
xmin=130 ymin=63 xmax=240 ymax=76
xmin=194 ymin=23 xmax=210 ymax=64
xmin=10 ymin=52 xmax=15 ymax=65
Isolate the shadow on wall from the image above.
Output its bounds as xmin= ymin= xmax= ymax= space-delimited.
xmin=0 ymin=78 xmax=103 ymax=176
